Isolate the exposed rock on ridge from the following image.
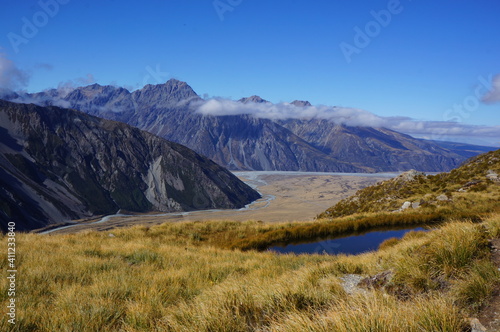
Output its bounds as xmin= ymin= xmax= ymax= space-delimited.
xmin=0 ymin=100 xmax=260 ymax=231
xmin=4 ymin=79 xmax=485 ymax=173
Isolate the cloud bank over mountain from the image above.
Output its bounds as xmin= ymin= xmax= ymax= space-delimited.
xmin=0 ymin=56 xmax=497 ymax=147
xmin=196 ymin=98 xmax=500 ymax=146
xmin=197 ymin=99 xmax=385 ymax=126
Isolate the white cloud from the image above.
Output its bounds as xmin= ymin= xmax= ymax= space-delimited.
xmin=0 ymin=53 xmax=30 ymax=90
xmin=197 ymin=98 xmax=387 ymax=126
xmin=196 ymin=98 xmax=500 ymax=146
xmin=389 ymin=119 xmax=500 ymax=140
xmin=4 ymin=73 xmax=96 ymax=108
xmin=481 ymin=74 xmax=500 ymax=104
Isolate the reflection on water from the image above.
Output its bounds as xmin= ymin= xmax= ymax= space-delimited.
xmin=269 ymin=227 xmax=427 ymax=256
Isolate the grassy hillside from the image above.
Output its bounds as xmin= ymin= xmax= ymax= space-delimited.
xmin=2 ymin=215 xmax=500 ymax=331
xmin=318 ymin=149 xmax=500 ymax=219
xmin=1 ymin=149 xmax=499 ymax=331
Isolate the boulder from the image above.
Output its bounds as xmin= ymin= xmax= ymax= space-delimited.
xmin=396 ymin=170 xmax=426 ymax=182
xmin=436 ymin=194 xmax=450 ymax=201
xmin=469 ymin=318 xmax=487 ymax=332
xmin=486 ymin=170 xmax=499 ymax=182
xmin=401 ymin=201 xmax=412 ymax=210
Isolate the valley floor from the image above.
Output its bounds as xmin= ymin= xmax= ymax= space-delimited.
xmin=42 ymin=172 xmax=393 ymax=234
xmin=9 ymin=151 xmax=498 ymax=331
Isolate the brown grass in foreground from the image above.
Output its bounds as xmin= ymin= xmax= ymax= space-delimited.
xmin=1 ymin=212 xmax=500 ymax=331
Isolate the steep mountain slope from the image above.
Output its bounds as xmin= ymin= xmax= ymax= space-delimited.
xmin=4 ymin=79 xmax=482 ymax=172
xmin=317 ymin=149 xmax=500 ymax=219
xmin=432 ymin=140 xmax=497 ymax=159
xmin=111 ymin=84 xmax=370 ymax=172
xmin=0 ymin=100 xmax=260 ymax=231
xmin=279 ymin=118 xmax=463 ymax=171
xmin=130 ymin=109 xmax=369 ymax=172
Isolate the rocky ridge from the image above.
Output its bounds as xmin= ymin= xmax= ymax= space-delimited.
xmin=4 ymin=79 xmax=493 ymax=172
xmin=0 ymin=100 xmax=260 ymax=231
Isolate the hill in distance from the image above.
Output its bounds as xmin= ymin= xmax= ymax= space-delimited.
xmin=5 ymin=79 xmax=494 ymax=173
xmin=318 ymin=148 xmax=500 ymax=219
xmin=0 ymin=100 xmax=260 ymax=231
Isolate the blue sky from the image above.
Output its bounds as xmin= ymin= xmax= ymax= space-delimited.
xmin=0 ymin=0 xmax=499 ymax=145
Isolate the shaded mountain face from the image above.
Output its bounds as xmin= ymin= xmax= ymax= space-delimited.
xmin=278 ymin=118 xmax=464 ymax=172
xmin=431 ymin=141 xmax=497 ymax=159
xmin=0 ymin=100 xmax=260 ymax=231
xmin=139 ymin=112 xmax=369 ymax=172
xmin=6 ymin=79 xmax=473 ymax=172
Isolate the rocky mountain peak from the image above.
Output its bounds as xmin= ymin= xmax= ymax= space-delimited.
xmin=291 ymin=100 xmax=312 ymax=107
xmin=164 ymin=78 xmax=187 ymax=87
xmin=0 ymin=100 xmax=260 ymax=231
xmin=238 ymin=95 xmax=269 ymax=104
xmin=1 ymin=79 xmax=483 ymax=174
xmin=86 ymin=83 xmax=104 ymax=89
xmin=132 ymin=79 xmax=200 ymax=107
xmin=66 ymin=83 xmax=114 ymax=99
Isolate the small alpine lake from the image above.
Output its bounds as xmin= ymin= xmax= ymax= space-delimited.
xmin=268 ymin=226 xmax=428 ymax=256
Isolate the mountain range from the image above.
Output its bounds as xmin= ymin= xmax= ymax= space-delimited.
xmin=0 ymin=100 xmax=260 ymax=231
xmin=3 ymin=79 xmax=495 ymax=172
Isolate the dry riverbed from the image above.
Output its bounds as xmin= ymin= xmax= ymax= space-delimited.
xmin=43 ymin=172 xmax=394 ymax=234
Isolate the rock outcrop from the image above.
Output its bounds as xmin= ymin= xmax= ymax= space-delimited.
xmin=5 ymin=79 xmax=490 ymax=172
xmin=0 ymin=100 xmax=260 ymax=231
xmin=318 ymin=149 xmax=500 ymax=219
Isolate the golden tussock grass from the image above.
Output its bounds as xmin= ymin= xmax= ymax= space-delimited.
xmin=1 ymin=212 xmax=499 ymax=331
